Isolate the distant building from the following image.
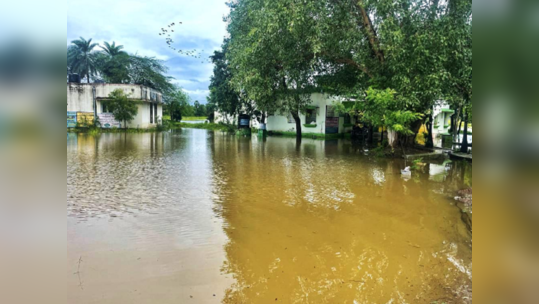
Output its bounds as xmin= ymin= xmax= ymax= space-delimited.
xmin=214 ymin=93 xmax=356 ymax=136
xmin=432 ymin=101 xmax=455 ymax=148
xmin=67 ymin=83 xmax=163 ymax=129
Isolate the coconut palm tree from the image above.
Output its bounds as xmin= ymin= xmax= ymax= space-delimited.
xmin=68 ymin=37 xmax=99 ymax=83
xmin=101 ymin=41 xmax=127 ymax=57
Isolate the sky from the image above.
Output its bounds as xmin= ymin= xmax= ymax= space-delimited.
xmin=67 ymin=0 xmax=230 ymax=104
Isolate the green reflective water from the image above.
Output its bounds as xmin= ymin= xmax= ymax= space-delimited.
xmin=68 ymin=130 xmax=472 ymax=304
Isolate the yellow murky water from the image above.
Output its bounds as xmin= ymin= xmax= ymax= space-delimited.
xmin=68 ymin=130 xmax=472 ymax=303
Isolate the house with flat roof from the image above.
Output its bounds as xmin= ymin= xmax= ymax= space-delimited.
xmin=266 ymin=93 xmax=355 ymax=136
xmin=213 ymin=93 xmax=356 ymax=137
xmin=67 ymin=83 xmax=163 ymax=129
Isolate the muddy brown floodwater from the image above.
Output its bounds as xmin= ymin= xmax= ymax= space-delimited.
xmin=67 ymin=129 xmax=472 ymax=304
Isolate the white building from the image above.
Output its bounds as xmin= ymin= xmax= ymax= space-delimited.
xmin=67 ymin=83 xmax=163 ymax=129
xmin=266 ymin=93 xmax=354 ymax=136
xmin=213 ymin=93 xmax=355 ymax=136
xmin=432 ymin=101 xmax=456 ymax=148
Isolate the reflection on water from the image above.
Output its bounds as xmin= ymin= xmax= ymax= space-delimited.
xmin=67 ymin=130 xmax=472 ymax=304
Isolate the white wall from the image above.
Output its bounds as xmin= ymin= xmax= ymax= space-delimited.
xmin=267 ymin=93 xmax=341 ymax=134
xmin=67 ymin=84 xmax=94 ymax=113
xmin=67 ymin=83 xmax=163 ymax=129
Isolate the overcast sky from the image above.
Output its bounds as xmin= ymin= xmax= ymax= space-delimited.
xmin=67 ymin=0 xmax=230 ymax=104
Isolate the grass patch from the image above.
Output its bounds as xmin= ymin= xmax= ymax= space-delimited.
xmin=171 ymin=121 xmax=235 ymax=132
xmin=181 ymin=116 xmax=208 ymax=121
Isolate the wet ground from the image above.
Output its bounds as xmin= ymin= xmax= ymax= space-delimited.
xmin=67 ymin=129 xmax=472 ymax=303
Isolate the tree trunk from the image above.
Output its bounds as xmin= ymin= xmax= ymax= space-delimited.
xmin=425 ymin=113 xmax=434 ymax=148
xmin=292 ymin=112 xmax=302 ymax=142
xmin=387 ymin=128 xmax=398 ymax=150
xmin=460 ymin=114 xmax=470 ymax=153
xmin=453 ymin=107 xmax=462 ymax=143
xmin=368 ymin=125 xmax=374 ymax=143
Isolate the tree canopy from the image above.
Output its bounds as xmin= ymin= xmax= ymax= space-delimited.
xmin=67 ymin=37 xmax=100 ymax=83
xmin=105 ymin=89 xmax=139 ymax=128
xmin=67 ymin=38 xmax=175 ymax=98
xmin=223 ymin=0 xmax=472 ymax=141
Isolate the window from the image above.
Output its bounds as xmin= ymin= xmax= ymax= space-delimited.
xmin=102 ymin=102 xmax=111 ymax=113
xmin=306 ymin=109 xmax=317 ymax=125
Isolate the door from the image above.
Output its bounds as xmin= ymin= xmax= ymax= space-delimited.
xmin=325 ymin=106 xmax=339 ymax=134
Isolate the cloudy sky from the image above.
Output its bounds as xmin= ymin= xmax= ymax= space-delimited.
xmin=67 ymin=0 xmax=230 ymax=104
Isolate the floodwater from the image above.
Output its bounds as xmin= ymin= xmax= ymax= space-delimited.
xmin=67 ymin=129 xmax=472 ymax=304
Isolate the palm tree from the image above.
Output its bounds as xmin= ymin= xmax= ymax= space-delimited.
xmin=68 ymin=37 xmax=99 ymax=83
xmin=101 ymin=41 xmax=127 ymax=57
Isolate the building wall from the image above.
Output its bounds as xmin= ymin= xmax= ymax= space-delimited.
xmin=267 ymin=93 xmax=345 ymax=134
xmin=67 ymin=84 xmax=94 ymax=113
xmin=67 ymin=83 xmax=163 ymax=129
xmin=125 ymin=103 xmax=163 ymax=129
xmin=212 ymin=93 xmax=354 ymax=134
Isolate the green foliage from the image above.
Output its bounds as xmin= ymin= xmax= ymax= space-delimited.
xmin=174 ymin=122 xmax=235 ymax=132
xmin=67 ymin=38 xmax=175 ymax=99
xmin=157 ymin=120 xmax=171 ymax=132
xmin=95 ymin=42 xmax=131 ymax=84
xmin=208 ymin=41 xmax=245 ymax=118
xmin=166 ymin=88 xmax=192 ymax=121
xmin=411 ymin=158 xmax=424 ymax=171
xmin=105 ymin=89 xmax=139 ymax=128
xmin=303 ymin=124 xmax=317 ymax=128
xmin=182 ymin=117 xmax=208 ymax=121
xmin=336 ymin=87 xmax=423 ymax=136
xmin=128 ymin=55 xmax=175 ymax=96
xmin=193 ymin=100 xmax=207 ymax=117
xmin=224 ymin=0 xmax=472 ymax=138
xmin=68 ymin=37 xmax=100 ymax=83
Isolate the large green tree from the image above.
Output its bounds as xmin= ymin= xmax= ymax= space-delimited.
xmin=129 ymin=55 xmax=175 ymax=98
xmin=97 ymin=41 xmax=131 ymax=83
xmin=67 ymin=37 xmax=100 ymax=83
xmin=208 ymin=41 xmax=246 ymax=123
xmin=226 ymin=0 xmax=471 ymax=144
xmin=166 ymin=88 xmax=193 ymax=122
xmin=441 ymin=0 xmax=473 ymax=152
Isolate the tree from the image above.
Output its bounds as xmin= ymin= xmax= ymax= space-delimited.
xmin=440 ymin=0 xmax=472 ymax=152
xmin=129 ymin=55 xmax=175 ymax=98
xmin=68 ymin=37 xmax=100 ymax=83
xmin=105 ymin=89 xmax=139 ymax=129
xmin=227 ymin=1 xmax=323 ymax=140
xmin=101 ymin=41 xmax=127 ymax=57
xmin=97 ymin=41 xmax=131 ymax=83
xmin=193 ymin=100 xmax=207 ymax=117
xmin=166 ymin=88 xmax=191 ymax=122
xmin=225 ymin=0 xmax=468 ymax=143
xmin=208 ymin=41 xmax=245 ymax=123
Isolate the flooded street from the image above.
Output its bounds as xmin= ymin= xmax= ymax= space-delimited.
xmin=67 ymin=129 xmax=472 ymax=303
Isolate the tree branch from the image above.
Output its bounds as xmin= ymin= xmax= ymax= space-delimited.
xmin=354 ymin=0 xmax=385 ymax=64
